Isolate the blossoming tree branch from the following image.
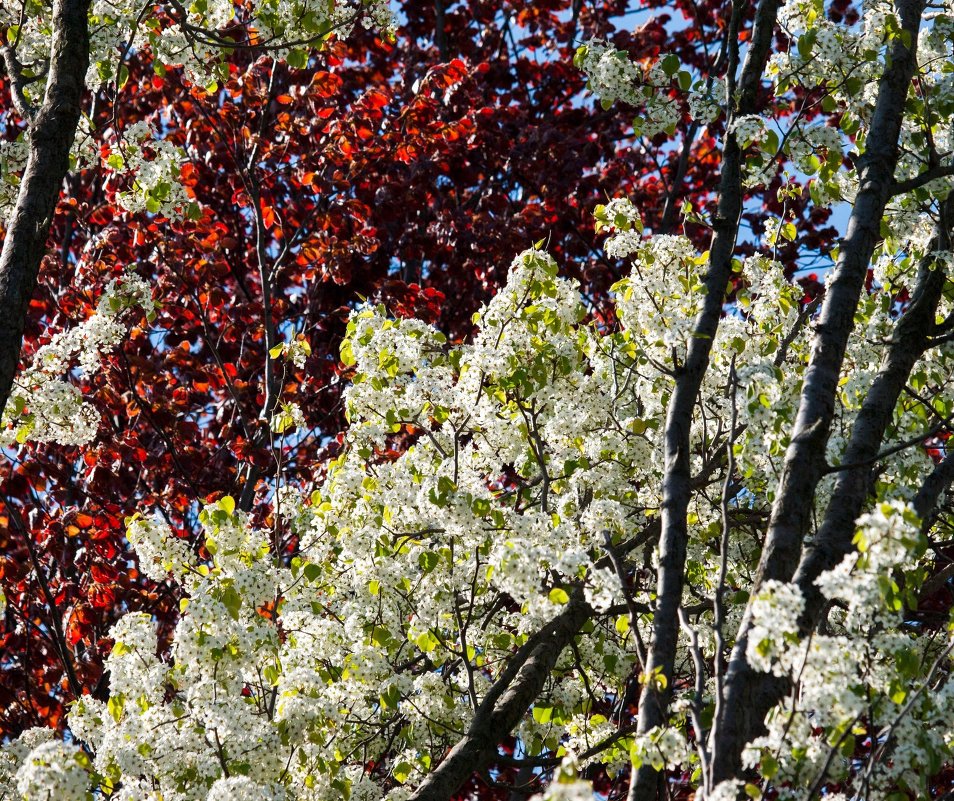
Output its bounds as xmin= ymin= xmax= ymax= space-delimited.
xmin=0 ymin=0 xmax=953 ymax=800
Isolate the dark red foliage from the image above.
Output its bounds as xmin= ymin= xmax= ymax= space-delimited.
xmin=0 ymin=0 xmax=838 ymax=781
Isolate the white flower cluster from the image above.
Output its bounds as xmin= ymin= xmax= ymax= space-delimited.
xmin=687 ymin=79 xmax=726 ymax=124
xmin=104 ymin=122 xmax=190 ymax=218
xmin=746 ymin=580 xmax=806 ymax=676
xmin=145 ymin=0 xmax=393 ymax=81
xmin=0 ymin=135 xmax=29 ymax=217
xmin=530 ymin=756 xmax=594 ymax=801
xmin=576 ymin=42 xmax=691 ymax=137
xmin=787 ymin=123 xmax=843 ymax=175
xmin=595 ymin=198 xmax=643 ymax=260
xmin=576 ymin=39 xmax=643 ymax=107
xmin=630 ymin=726 xmax=692 ymax=772
xmin=727 ymin=115 xmax=780 ymax=186
xmin=272 ymin=337 xmax=312 ymax=369
xmin=0 ymin=728 xmax=56 ymax=799
xmin=728 ymin=115 xmax=768 ymax=148
xmin=612 ymin=234 xmax=705 ymax=366
xmin=14 ymin=741 xmax=91 ymax=801
xmin=815 ymin=500 xmax=924 ymax=630
xmin=0 ymin=273 xmax=154 ymax=448
xmin=126 ymin=514 xmax=196 ymax=583
xmin=743 ymin=502 xmax=954 ymax=797
xmin=270 ymin=401 xmax=306 ymax=434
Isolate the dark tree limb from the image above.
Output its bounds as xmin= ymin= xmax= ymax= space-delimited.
xmin=913 ymin=451 xmax=954 ymax=526
xmin=626 ymin=1 xmax=783 ymax=799
xmin=0 ymin=0 xmax=90 ymax=419
xmin=890 ymin=162 xmax=954 ymax=196
xmin=0 ymin=43 xmax=37 ymax=121
xmin=793 ymin=203 xmax=950 ymax=611
xmin=713 ymin=0 xmax=930 ymax=780
xmin=408 ymin=596 xmax=592 ymax=801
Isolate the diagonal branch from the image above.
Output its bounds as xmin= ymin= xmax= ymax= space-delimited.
xmin=913 ymin=450 xmax=954 ymax=525
xmin=408 ymin=596 xmax=592 ymax=801
xmin=714 ymin=0 xmax=931 ymax=780
xmin=0 ymin=42 xmax=36 ymax=121
xmin=890 ymin=162 xmax=954 ymax=196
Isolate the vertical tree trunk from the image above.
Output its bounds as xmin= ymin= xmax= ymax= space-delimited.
xmin=0 ymin=0 xmax=90 ymax=416
xmin=626 ymin=3 xmax=782 ymax=799
xmin=712 ymin=0 xmax=927 ymax=781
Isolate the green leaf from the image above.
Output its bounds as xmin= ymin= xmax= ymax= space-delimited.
xmin=532 ymin=705 xmax=554 ymax=724
xmin=549 ymin=587 xmax=570 ymax=605
xmin=107 ymin=694 xmax=125 ymax=723
xmin=379 ymin=684 xmax=401 ymax=710
xmin=572 ymin=45 xmax=589 ymax=70
xmin=221 ymin=585 xmax=242 ymax=620
xmin=340 ymin=339 xmax=356 ymax=367
xmin=415 ymin=631 xmax=438 ymax=652
xmin=418 ymin=550 xmax=439 ymax=573
xmin=797 ymin=29 xmax=817 ymax=60
xmin=286 ymin=49 xmax=308 ymax=69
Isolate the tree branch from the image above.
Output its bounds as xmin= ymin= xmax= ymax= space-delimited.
xmin=913 ymin=450 xmax=954 ymax=524
xmin=890 ymin=162 xmax=954 ymax=195
xmin=0 ymin=42 xmax=36 ymax=121
xmin=0 ymin=0 xmax=90 ymax=420
xmin=408 ymin=596 xmax=592 ymax=801
xmin=714 ymin=0 xmax=931 ymax=779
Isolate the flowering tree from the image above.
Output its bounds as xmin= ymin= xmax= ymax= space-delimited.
xmin=2 ymin=1 xmax=954 ymax=801
xmin=0 ymin=0 xmax=760 ymax=745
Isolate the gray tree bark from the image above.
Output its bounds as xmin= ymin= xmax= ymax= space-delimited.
xmin=0 ymin=0 xmax=90 ymax=418
xmin=626 ymin=2 xmax=783 ymax=798
xmin=712 ymin=0 xmax=929 ymax=781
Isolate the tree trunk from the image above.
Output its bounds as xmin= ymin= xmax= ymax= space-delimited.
xmin=0 ymin=0 xmax=90 ymax=416
xmin=712 ymin=0 xmax=928 ymax=781
xmin=626 ymin=1 xmax=783 ymax=798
